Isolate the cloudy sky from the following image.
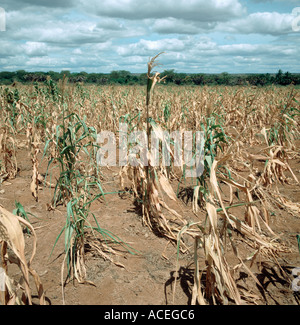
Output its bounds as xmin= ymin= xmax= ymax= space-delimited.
xmin=0 ymin=0 xmax=299 ymax=73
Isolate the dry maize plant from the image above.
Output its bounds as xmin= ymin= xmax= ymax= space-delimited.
xmin=120 ymin=53 xmax=191 ymax=245
xmin=0 ymin=205 xmax=45 ymax=305
xmin=0 ymin=127 xmax=18 ymax=181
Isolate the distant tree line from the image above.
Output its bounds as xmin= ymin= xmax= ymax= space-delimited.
xmin=0 ymin=69 xmax=299 ymax=86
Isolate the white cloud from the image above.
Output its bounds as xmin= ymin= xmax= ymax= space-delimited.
xmin=2 ymin=0 xmax=75 ymax=10
xmin=22 ymin=42 xmax=48 ymax=57
xmin=250 ymin=0 xmax=299 ymax=3
xmin=117 ymin=36 xmax=219 ymax=57
xmin=218 ymin=12 xmax=295 ymax=35
xmin=151 ymin=18 xmax=216 ymax=34
xmin=81 ymin=0 xmax=245 ymax=21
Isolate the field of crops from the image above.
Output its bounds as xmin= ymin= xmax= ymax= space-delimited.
xmin=0 ymin=57 xmax=300 ymax=305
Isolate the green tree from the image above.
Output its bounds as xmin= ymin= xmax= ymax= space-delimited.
xmin=275 ymin=69 xmax=283 ymax=85
xmin=15 ymin=70 xmax=26 ymax=82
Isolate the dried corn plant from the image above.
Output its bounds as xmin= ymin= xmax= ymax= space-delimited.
xmin=0 ymin=127 xmax=18 ymax=181
xmin=0 ymin=205 xmax=45 ymax=305
xmin=27 ymin=124 xmax=41 ymax=202
xmin=120 ymin=53 xmax=188 ymax=244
